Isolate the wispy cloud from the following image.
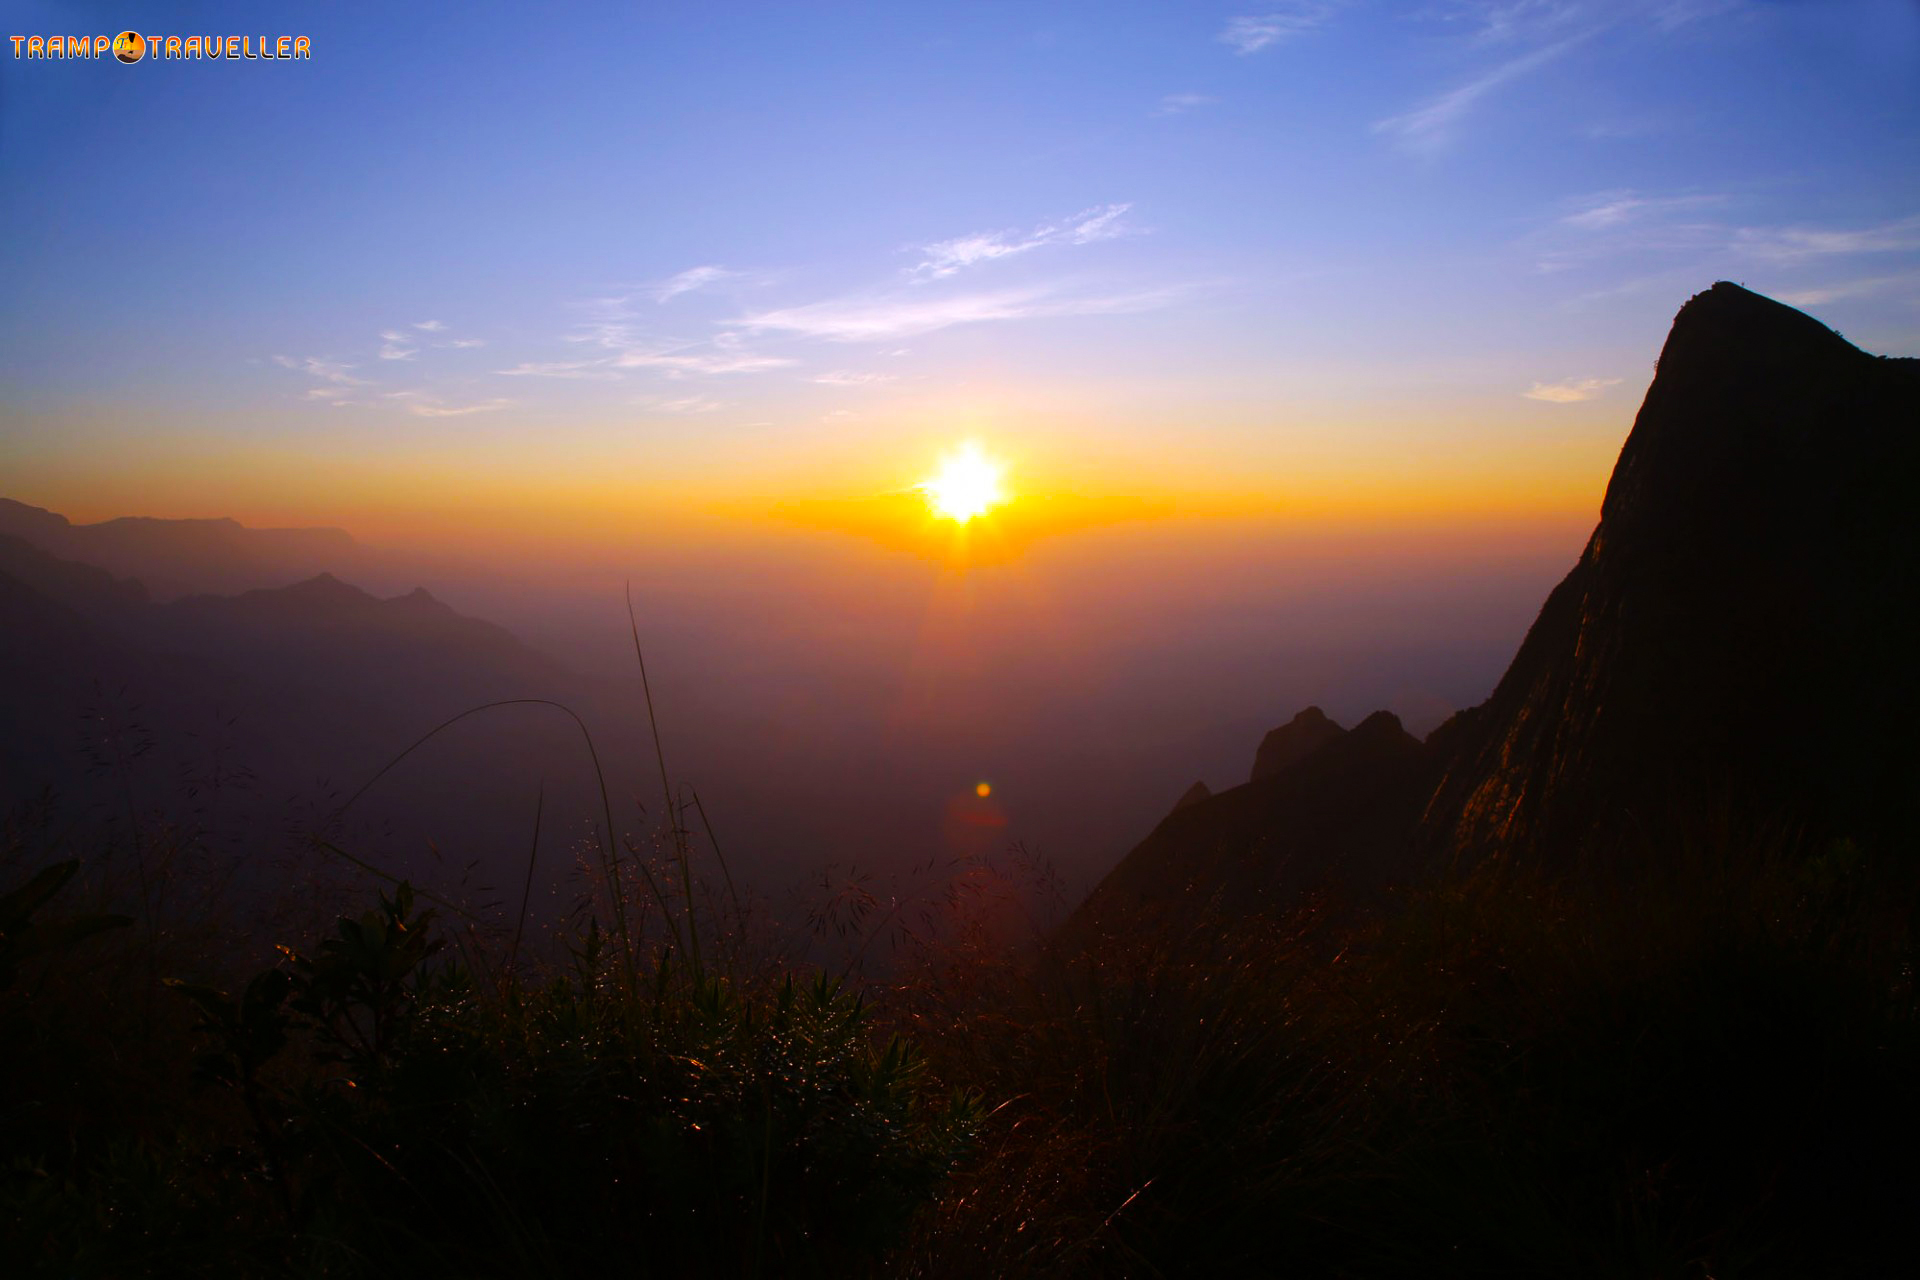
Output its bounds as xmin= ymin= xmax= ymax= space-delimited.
xmin=1374 ymin=33 xmax=1589 ymax=154
xmin=386 ymin=391 xmax=512 ymax=418
xmin=495 ymin=360 xmax=622 ymax=380
xmin=1381 ymin=2 xmax=1753 ymax=155
xmin=1772 ymin=270 xmax=1920 ymax=308
xmin=1649 ymin=0 xmax=1744 ymax=31
xmin=638 ymin=393 xmax=726 ymax=414
xmin=383 ymin=321 xmax=482 ymax=350
xmin=810 ymin=370 xmax=895 ymax=386
xmin=1529 ymin=189 xmax=1730 ymax=271
xmin=1218 ymin=6 xmax=1333 ymax=55
xmin=272 ymin=355 xmax=367 ymax=386
xmin=1156 ymin=92 xmax=1218 ymax=116
xmin=1524 ymin=376 xmax=1619 ymax=402
xmin=1732 ymin=215 xmax=1920 ymax=262
xmin=1559 ymin=190 xmax=1724 ymax=231
xmin=1437 ymin=0 xmax=1588 ymax=45
xmin=610 ymin=345 xmax=797 ymax=376
xmin=1435 ymin=0 xmax=1731 ymax=45
xmin=908 ymin=204 xmax=1134 ymax=281
xmin=1537 ymin=198 xmax=1920 ymax=277
xmin=735 ymin=283 xmax=1180 ymax=343
xmin=561 ymin=308 xmax=795 ymax=377
xmin=653 ymin=265 xmax=740 ymax=302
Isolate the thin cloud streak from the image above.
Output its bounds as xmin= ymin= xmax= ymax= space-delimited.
xmin=810 ymin=371 xmax=895 ymax=386
xmin=1375 ymin=33 xmax=1590 ymax=153
xmin=495 ymin=360 xmax=622 ymax=380
xmin=1560 ymin=190 xmax=1724 ymax=231
xmin=272 ymin=355 xmax=367 ymax=386
xmin=611 ymin=347 xmax=797 ymax=376
xmin=1379 ymin=2 xmax=1758 ymax=156
xmin=908 ymin=204 xmax=1133 ymax=281
xmin=1532 ymin=199 xmax=1920 ymax=278
xmin=653 ymin=265 xmax=740 ymax=302
xmin=403 ymin=396 xmax=512 ymax=418
xmin=638 ymin=394 xmax=726 ymax=413
xmin=1773 ymin=270 xmax=1920 ymax=308
xmin=1156 ymin=92 xmax=1219 ymax=116
xmin=735 ymin=284 xmax=1182 ymax=343
xmin=1525 ymin=376 xmax=1619 ymax=402
xmin=1218 ymin=6 xmax=1333 ymax=55
xmin=1732 ymin=215 xmax=1920 ymax=262
xmin=561 ymin=312 xmax=795 ymax=378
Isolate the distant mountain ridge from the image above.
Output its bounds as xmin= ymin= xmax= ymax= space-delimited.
xmin=1073 ymin=284 xmax=1920 ymax=938
xmin=0 ymin=498 xmax=362 ymax=598
xmin=1250 ymin=707 xmax=1345 ymax=783
xmin=0 ymin=530 xmax=582 ymax=870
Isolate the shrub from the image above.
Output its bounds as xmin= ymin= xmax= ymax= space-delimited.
xmin=6 ymin=873 xmax=979 ymax=1278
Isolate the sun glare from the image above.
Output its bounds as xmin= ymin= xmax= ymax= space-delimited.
xmin=921 ymin=442 xmax=1006 ymax=523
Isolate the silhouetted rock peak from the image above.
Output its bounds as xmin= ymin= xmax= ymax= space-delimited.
xmin=1350 ymin=710 xmax=1411 ymax=744
xmin=278 ymin=572 xmax=367 ymax=601
xmin=1075 ymin=282 xmax=1919 ymax=944
xmin=1250 ymin=705 xmax=1346 ymax=783
xmin=210 ymin=575 xmax=463 ymax=623
xmin=0 ymin=498 xmax=72 ymax=535
xmin=0 ymin=533 xmax=150 ymax=614
xmin=1428 ymin=281 xmax=1920 ymax=864
xmin=1172 ymin=780 xmax=1211 ymax=813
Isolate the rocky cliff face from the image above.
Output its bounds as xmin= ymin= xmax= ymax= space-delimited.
xmin=1071 ymin=710 xmax=1435 ymax=936
xmin=1425 ymin=283 xmax=1920 ymax=866
xmin=1072 ymin=284 xmax=1920 ymax=938
xmin=1250 ymin=707 xmax=1346 ymax=783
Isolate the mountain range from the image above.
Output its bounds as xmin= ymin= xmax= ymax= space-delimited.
xmin=0 ymin=527 xmax=602 ymax=900
xmin=0 ymin=499 xmax=367 ymax=600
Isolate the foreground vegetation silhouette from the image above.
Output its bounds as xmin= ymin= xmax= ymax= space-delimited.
xmin=3 ymin=839 xmax=980 ymax=1277
xmin=5 ymin=811 xmax=1915 ymax=1277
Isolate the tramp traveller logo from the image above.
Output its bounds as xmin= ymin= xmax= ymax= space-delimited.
xmin=11 ymin=32 xmax=312 ymax=61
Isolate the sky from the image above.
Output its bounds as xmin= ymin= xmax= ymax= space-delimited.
xmin=3 ymin=0 xmax=1916 ymax=545
xmin=3 ymin=0 xmax=1916 ymax=897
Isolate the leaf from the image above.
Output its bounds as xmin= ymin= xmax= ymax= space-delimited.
xmin=0 ymin=861 xmax=81 ymax=933
xmin=18 ymin=913 xmax=134 ymax=957
xmin=164 ymin=979 xmax=238 ymax=1029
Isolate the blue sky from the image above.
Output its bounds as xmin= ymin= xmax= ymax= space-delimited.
xmin=3 ymin=0 xmax=1916 ymax=532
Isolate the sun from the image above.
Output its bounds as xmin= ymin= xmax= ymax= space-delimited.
xmin=921 ymin=442 xmax=1006 ymax=523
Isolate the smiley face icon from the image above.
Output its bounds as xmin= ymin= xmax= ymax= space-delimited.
xmin=112 ymin=31 xmax=145 ymax=64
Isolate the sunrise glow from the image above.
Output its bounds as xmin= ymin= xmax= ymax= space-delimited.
xmin=921 ymin=443 xmax=1006 ymax=523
